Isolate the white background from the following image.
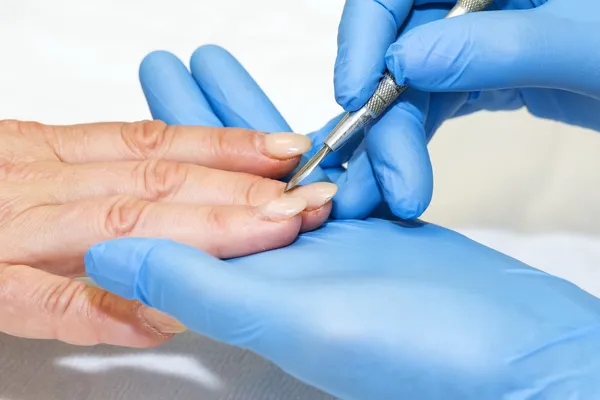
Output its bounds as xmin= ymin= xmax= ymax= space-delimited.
xmin=1 ymin=1 xmax=599 ymax=399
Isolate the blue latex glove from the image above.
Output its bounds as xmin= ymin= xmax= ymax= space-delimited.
xmin=138 ymin=45 xmax=387 ymax=220
xmin=84 ymin=54 xmax=600 ymax=398
xmin=86 ymin=218 xmax=600 ymax=399
xmin=334 ymin=0 xmax=600 ymax=219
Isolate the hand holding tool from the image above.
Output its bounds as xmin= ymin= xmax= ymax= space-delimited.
xmin=285 ymin=0 xmax=495 ymax=192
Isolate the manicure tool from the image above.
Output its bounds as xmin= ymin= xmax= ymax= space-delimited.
xmin=285 ymin=0 xmax=495 ymax=192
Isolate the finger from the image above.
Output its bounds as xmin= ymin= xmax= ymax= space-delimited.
xmin=190 ymin=45 xmax=291 ymax=133
xmin=9 ymin=194 xmax=321 ymax=274
xmin=332 ymin=89 xmax=436 ymax=220
xmin=139 ymin=50 xmax=223 ymax=126
xmin=452 ymin=89 xmax=523 ymax=119
xmin=334 ymin=0 xmax=414 ymax=111
xmin=331 ymin=142 xmax=383 ymax=220
xmin=424 ymin=92 xmax=469 ymax=137
xmin=188 ymin=45 xmax=332 ymax=186
xmin=32 ymin=160 xmax=321 ymax=205
xmin=334 ymin=1 xmax=455 ymax=111
xmin=35 ymin=162 xmax=334 ymax=233
xmin=47 ymin=121 xmax=310 ymax=178
xmin=0 ymin=264 xmax=184 ymax=347
xmin=365 ymin=89 xmax=433 ymax=219
xmin=385 ymin=9 xmax=600 ymax=99
xmin=139 ymin=47 xmax=333 ymax=201
xmin=85 ymin=238 xmax=276 ymax=348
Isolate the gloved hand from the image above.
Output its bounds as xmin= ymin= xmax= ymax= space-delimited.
xmin=117 ymin=47 xmax=600 ymax=399
xmin=138 ymin=44 xmax=386 ymax=220
xmin=334 ymin=0 xmax=600 ymax=219
xmin=86 ymin=218 xmax=600 ymax=399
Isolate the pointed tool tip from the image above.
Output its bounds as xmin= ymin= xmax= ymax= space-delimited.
xmin=284 ymin=181 xmax=296 ymax=192
xmin=284 ymin=145 xmax=331 ymax=193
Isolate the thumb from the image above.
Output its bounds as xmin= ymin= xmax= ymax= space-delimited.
xmin=386 ymin=9 xmax=600 ymax=99
xmin=85 ymin=238 xmax=272 ymax=347
xmin=0 ymin=264 xmax=183 ymax=347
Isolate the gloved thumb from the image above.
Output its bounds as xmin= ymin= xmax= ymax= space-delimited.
xmin=85 ymin=238 xmax=273 ymax=347
xmin=386 ymin=9 xmax=600 ymax=99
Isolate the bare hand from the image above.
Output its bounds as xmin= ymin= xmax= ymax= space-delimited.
xmin=0 ymin=119 xmax=335 ymax=348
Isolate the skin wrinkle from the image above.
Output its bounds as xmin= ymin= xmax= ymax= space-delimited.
xmin=0 ymin=119 xmax=328 ymax=273
xmin=0 ymin=41 xmax=347 ymax=345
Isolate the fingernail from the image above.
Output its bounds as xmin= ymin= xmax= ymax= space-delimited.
xmin=259 ymin=132 xmax=312 ymax=159
xmin=138 ymin=306 xmax=187 ymax=334
xmin=257 ymin=196 xmax=307 ymax=221
xmin=286 ymin=182 xmax=338 ymax=210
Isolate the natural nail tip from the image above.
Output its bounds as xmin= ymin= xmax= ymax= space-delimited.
xmin=286 ymin=182 xmax=338 ymax=210
xmin=261 ymin=132 xmax=312 ymax=159
xmin=258 ymin=196 xmax=307 ymax=221
xmin=139 ymin=307 xmax=187 ymax=335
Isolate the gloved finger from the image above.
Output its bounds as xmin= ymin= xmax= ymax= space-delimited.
xmin=44 ymin=121 xmax=308 ymax=178
xmin=85 ymin=238 xmax=276 ymax=348
xmin=188 ymin=45 xmax=331 ymax=186
xmin=452 ymin=89 xmax=525 ymax=119
xmin=331 ymin=142 xmax=383 ymax=220
xmin=139 ymin=50 xmax=223 ymax=126
xmin=0 ymin=264 xmax=184 ymax=347
xmin=190 ymin=45 xmax=290 ymax=133
xmin=424 ymin=91 xmax=469 ymax=138
xmin=332 ymin=92 xmax=463 ymax=220
xmin=400 ymin=3 xmax=453 ymax=35
xmin=331 ymin=3 xmax=453 ymax=219
xmin=334 ymin=0 xmax=413 ymax=111
xmin=8 ymin=193 xmax=323 ymax=274
xmin=365 ymin=89 xmax=433 ymax=219
xmin=386 ymin=9 xmax=600 ymax=99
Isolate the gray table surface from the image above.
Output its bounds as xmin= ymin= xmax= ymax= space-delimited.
xmin=0 ymin=332 xmax=333 ymax=400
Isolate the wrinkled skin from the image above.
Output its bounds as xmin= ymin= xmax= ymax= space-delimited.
xmin=0 ymin=118 xmax=332 ymax=346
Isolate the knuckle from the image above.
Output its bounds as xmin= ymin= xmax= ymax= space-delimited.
xmin=0 ymin=185 xmax=41 ymax=224
xmin=239 ymin=175 xmax=283 ymax=206
xmin=0 ymin=161 xmax=24 ymax=181
xmin=207 ymin=127 xmax=255 ymax=159
xmin=40 ymin=281 xmax=111 ymax=345
xmin=206 ymin=127 xmax=228 ymax=158
xmin=80 ymin=287 xmax=112 ymax=327
xmin=0 ymin=119 xmax=20 ymax=133
xmin=0 ymin=265 xmax=24 ymax=305
xmin=0 ymin=161 xmax=57 ymax=183
xmin=136 ymin=159 xmax=188 ymax=201
xmin=39 ymin=278 xmax=87 ymax=320
xmin=103 ymin=195 xmax=149 ymax=238
xmin=11 ymin=120 xmax=52 ymax=138
xmin=205 ymin=206 xmax=230 ymax=235
xmin=121 ymin=120 xmax=173 ymax=158
xmin=0 ymin=120 xmax=61 ymax=162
